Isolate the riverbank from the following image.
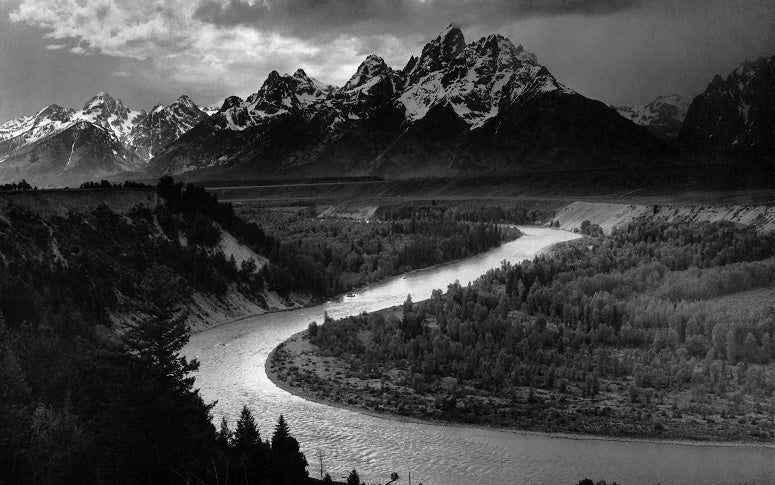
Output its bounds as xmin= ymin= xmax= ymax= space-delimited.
xmin=179 ymin=223 xmax=523 ymax=334
xmin=264 ymin=230 xmax=775 ymax=446
xmin=188 ymin=227 xmax=772 ymax=485
xmin=267 ymin=327 xmax=774 ymax=446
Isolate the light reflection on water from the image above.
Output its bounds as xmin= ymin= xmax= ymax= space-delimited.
xmin=185 ymin=227 xmax=774 ymax=485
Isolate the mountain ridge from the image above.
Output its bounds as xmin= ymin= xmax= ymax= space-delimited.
xmin=1 ymin=26 xmax=770 ymax=186
xmin=148 ymin=24 xmax=672 ymax=180
xmin=676 ymin=55 xmax=774 ymax=163
xmin=0 ymin=92 xmax=212 ymax=185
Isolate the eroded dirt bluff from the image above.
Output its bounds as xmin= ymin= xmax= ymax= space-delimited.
xmin=0 ymin=187 xmax=157 ymax=218
xmin=553 ymin=201 xmax=775 ymax=234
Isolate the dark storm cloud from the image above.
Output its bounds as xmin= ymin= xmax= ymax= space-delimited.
xmin=194 ymin=0 xmax=649 ymax=39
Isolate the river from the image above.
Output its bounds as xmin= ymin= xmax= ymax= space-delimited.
xmin=184 ymin=227 xmax=774 ymax=485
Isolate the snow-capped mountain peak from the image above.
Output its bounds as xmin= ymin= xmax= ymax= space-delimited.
xmin=174 ymin=94 xmax=197 ymax=109
xmin=343 ymin=55 xmax=393 ymax=91
xmin=290 ymin=69 xmax=336 ymax=104
xmin=78 ymin=91 xmax=142 ymax=142
xmin=406 ymin=23 xmax=466 ymax=84
xmin=0 ymin=92 xmax=213 ymax=183
xmin=125 ymin=95 xmax=211 ymax=160
xmin=399 ymin=26 xmax=568 ymax=127
xmin=145 ymin=24 xmax=674 ymax=180
xmin=0 ymin=104 xmax=76 ymax=146
xmin=615 ymin=94 xmax=690 ymax=140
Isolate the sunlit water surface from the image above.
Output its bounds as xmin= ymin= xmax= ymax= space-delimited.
xmin=185 ymin=227 xmax=774 ymax=485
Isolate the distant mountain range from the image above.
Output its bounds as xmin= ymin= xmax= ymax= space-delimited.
xmin=147 ymin=24 xmax=671 ymax=179
xmin=614 ymin=94 xmax=690 ymax=141
xmin=0 ymin=92 xmax=213 ymax=185
xmin=0 ymin=25 xmax=771 ymax=186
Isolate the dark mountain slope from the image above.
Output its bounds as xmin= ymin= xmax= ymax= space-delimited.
xmin=677 ymin=56 xmax=774 ymax=163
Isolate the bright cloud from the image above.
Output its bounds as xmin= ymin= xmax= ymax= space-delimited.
xmin=7 ymin=0 xmax=387 ymax=97
xmin=3 ymin=0 xmax=774 ymax=116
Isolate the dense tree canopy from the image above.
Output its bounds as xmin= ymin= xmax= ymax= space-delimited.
xmin=309 ymin=219 xmax=775 ymax=438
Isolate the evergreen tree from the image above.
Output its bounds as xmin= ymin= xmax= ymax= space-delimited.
xmin=269 ymin=415 xmax=308 ymax=485
xmin=347 ymin=469 xmax=362 ymax=485
xmin=233 ymin=406 xmax=265 ymax=484
xmin=271 ymin=414 xmax=290 ymax=451
xmin=124 ymin=267 xmax=198 ymax=392
xmin=96 ymin=267 xmax=215 ymax=484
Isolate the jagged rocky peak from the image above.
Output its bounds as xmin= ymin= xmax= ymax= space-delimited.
xmin=247 ymin=70 xmax=299 ymax=110
xmin=83 ymin=91 xmax=127 ymax=115
xmin=35 ymin=104 xmax=74 ymax=121
xmin=79 ymin=90 xmax=142 ymax=139
xmin=467 ymin=34 xmax=537 ymax=68
xmin=259 ymin=70 xmax=285 ymax=91
xmin=437 ymin=23 xmax=466 ymax=59
xmin=677 ymin=55 xmax=774 ymax=154
xmin=407 ymin=23 xmax=466 ymax=83
xmin=220 ymin=96 xmax=244 ymax=111
xmin=290 ymin=68 xmax=336 ymax=100
xmin=615 ymin=94 xmax=690 ymax=141
xmin=397 ymin=24 xmax=567 ymax=127
xmin=343 ymin=55 xmax=392 ymax=91
xmin=174 ymin=94 xmax=196 ymax=108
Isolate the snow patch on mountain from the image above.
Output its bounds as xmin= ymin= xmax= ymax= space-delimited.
xmin=616 ymin=94 xmax=689 ymax=140
xmin=399 ymin=28 xmax=570 ymax=127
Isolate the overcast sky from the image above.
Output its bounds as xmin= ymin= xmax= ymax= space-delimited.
xmin=0 ymin=0 xmax=773 ymax=122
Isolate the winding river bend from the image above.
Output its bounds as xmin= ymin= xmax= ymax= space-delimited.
xmin=184 ymin=227 xmax=774 ymax=485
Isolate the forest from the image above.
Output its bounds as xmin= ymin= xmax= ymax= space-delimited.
xmin=0 ymin=179 xmax=519 ymax=484
xmin=292 ymin=219 xmax=775 ymax=441
xmin=0 ymin=184 xmax=318 ymax=483
xmin=236 ymin=203 xmax=517 ymax=298
xmin=0 ymin=179 xmax=36 ymax=191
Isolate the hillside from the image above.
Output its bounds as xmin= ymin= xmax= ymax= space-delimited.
xmin=0 ymin=187 xmax=289 ymax=333
xmin=552 ymin=201 xmax=775 ymax=234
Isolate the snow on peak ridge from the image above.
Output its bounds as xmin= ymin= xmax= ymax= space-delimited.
xmin=344 ymin=55 xmax=392 ymax=91
xmin=398 ymin=24 xmax=564 ymax=127
xmin=406 ymin=23 xmax=466 ymax=83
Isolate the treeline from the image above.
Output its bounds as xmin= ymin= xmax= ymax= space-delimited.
xmin=377 ymin=204 xmax=552 ymax=225
xmin=0 ymin=179 xmax=35 ymax=191
xmin=311 ymin=219 xmax=775 ymax=423
xmin=0 ymin=189 xmax=325 ymax=483
xmin=79 ymin=179 xmax=150 ymax=189
xmin=155 ymin=178 xmax=518 ymax=299
xmin=0 ymin=201 xmax=260 ymax=328
xmin=245 ymin=205 xmax=516 ymax=298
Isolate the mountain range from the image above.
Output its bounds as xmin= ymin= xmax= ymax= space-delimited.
xmin=0 ymin=93 xmax=213 ymax=185
xmin=147 ymin=25 xmax=670 ymax=179
xmin=614 ymin=94 xmax=690 ymax=141
xmin=0 ymin=25 xmax=771 ymax=186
